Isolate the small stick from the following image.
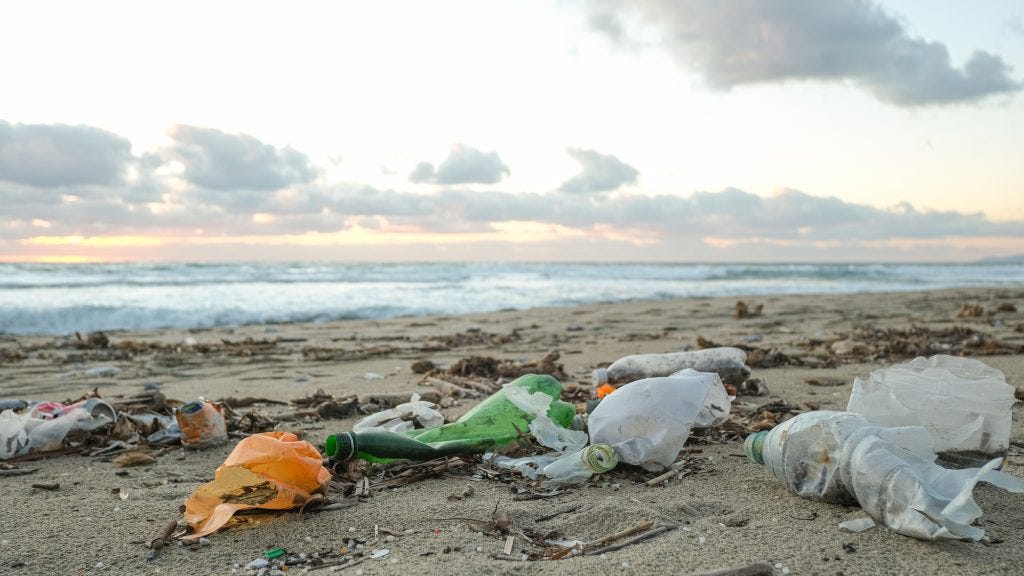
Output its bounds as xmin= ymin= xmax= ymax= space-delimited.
xmin=31 ymin=482 xmax=60 ymax=491
xmin=0 ymin=468 xmax=38 ymax=477
xmin=307 ymin=558 xmax=365 ymax=572
xmin=645 ymin=461 xmax=689 ymax=486
xmin=535 ymin=505 xmax=581 ymax=523
xmin=687 ymin=562 xmax=774 ymax=576
xmin=587 ymin=524 xmax=677 ymax=556
xmin=585 ymin=519 xmax=655 ymax=549
xmin=148 ymin=518 xmax=180 ymax=551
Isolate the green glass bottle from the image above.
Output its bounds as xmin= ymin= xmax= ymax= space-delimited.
xmin=325 ymin=373 xmax=575 ymax=464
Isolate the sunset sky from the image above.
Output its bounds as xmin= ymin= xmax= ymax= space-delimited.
xmin=2 ymin=0 xmax=1023 ymax=263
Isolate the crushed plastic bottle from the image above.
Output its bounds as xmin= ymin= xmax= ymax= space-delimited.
xmin=593 ymin=347 xmax=751 ymax=386
xmin=588 ymin=369 xmax=731 ymax=471
xmin=847 ymin=355 xmax=1016 ymax=467
xmin=489 ymin=443 xmax=619 ymax=487
xmin=325 ymin=374 xmax=575 ymax=464
xmin=0 ymin=398 xmax=117 ymax=459
xmin=744 ymin=410 xmax=1024 ymax=540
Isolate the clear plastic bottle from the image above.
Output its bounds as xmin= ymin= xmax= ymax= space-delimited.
xmin=593 ymin=347 xmax=750 ymax=386
xmin=540 ymin=443 xmax=618 ymax=486
xmin=744 ymin=410 xmax=1024 ymax=540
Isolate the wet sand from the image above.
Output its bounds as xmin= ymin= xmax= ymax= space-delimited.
xmin=1 ymin=287 xmax=1023 ymax=575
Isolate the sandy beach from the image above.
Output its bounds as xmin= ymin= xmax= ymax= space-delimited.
xmin=1 ymin=287 xmax=1023 ymax=576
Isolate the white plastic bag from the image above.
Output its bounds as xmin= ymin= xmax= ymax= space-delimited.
xmin=847 ymin=355 xmax=1015 ymax=458
xmin=588 ymin=369 xmax=730 ymax=471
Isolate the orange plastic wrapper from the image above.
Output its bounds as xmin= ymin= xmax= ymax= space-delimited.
xmin=182 ymin=431 xmax=331 ymax=540
xmin=596 ymin=383 xmax=617 ymax=399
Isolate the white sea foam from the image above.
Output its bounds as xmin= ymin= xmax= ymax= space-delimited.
xmin=1 ymin=262 xmax=1021 ymax=335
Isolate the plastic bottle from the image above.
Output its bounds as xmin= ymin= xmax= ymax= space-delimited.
xmin=744 ymin=410 xmax=1024 ymax=541
xmin=588 ymin=369 xmax=731 ymax=471
xmin=488 ymin=443 xmax=619 ymax=486
xmin=325 ymin=373 xmax=575 ymax=464
xmin=593 ymin=347 xmax=750 ymax=386
xmin=847 ymin=355 xmax=1015 ymax=468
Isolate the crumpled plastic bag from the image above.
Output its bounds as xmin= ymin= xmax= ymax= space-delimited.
xmin=1 ymin=399 xmax=116 ymax=459
xmin=589 ymin=369 xmax=731 ymax=471
xmin=847 ymin=355 xmax=1015 ymax=456
xmin=182 ymin=431 xmax=331 ymax=540
xmin=353 ymin=393 xmax=444 ymax=433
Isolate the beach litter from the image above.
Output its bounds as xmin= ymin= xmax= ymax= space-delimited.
xmin=589 ymin=369 xmax=732 ymax=471
xmin=181 ymin=430 xmax=331 ymax=540
xmin=175 ymin=399 xmax=228 ymax=449
xmin=593 ymin=346 xmax=751 ymax=387
xmin=847 ymin=354 xmax=1016 ymax=467
xmin=744 ymin=409 xmax=1024 ymax=540
xmin=0 ymin=398 xmax=117 ymax=459
xmin=325 ymin=374 xmax=575 ymax=464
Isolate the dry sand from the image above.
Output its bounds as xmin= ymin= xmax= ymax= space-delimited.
xmin=1 ymin=287 xmax=1024 ymax=576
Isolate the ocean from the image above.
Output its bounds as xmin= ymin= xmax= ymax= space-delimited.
xmin=2 ymin=262 xmax=1023 ymax=335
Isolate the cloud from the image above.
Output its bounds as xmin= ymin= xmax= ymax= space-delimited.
xmin=409 ymin=144 xmax=510 ymax=185
xmin=587 ymin=0 xmax=1021 ymax=106
xmin=163 ymin=125 xmax=319 ymax=191
xmin=559 ymin=148 xmax=639 ymax=194
xmin=0 ymin=120 xmax=133 ymax=187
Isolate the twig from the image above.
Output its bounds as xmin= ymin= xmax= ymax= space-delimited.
xmin=0 ymin=467 xmax=38 ymax=476
xmin=534 ymin=505 xmax=581 ymax=523
xmin=585 ymin=519 xmax=655 ymax=549
xmin=687 ymin=562 xmax=774 ymax=576
xmin=587 ymin=524 xmax=677 ymax=556
xmin=31 ymin=482 xmax=60 ymax=491
xmin=645 ymin=461 xmax=690 ymax=486
xmin=306 ymin=558 xmax=365 ymax=572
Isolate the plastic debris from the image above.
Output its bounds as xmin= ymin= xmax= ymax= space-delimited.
xmin=353 ymin=393 xmax=444 ymax=433
xmin=0 ymin=398 xmax=116 ymax=459
xmin=182 ymin=431 xmax=331 ymax=540
xmin=325 ymin=374 xmax=575 ymax=464
xmin=744 ymin=410 xmax=1024 ymax=540
xmin=847 ymin=355 xmax=1015 ymax=466
xmin=588 ymin=369 xmax=731 ymax=471
xmin=175 ymin=400 xmax=228 ymax=449
xmin=838 ymin=517 xmax=876 ymax=533
xmin=593 ymin=347 xmax=751 ymax=386
xmin=490 ymin=443 xmax=618 ymax=487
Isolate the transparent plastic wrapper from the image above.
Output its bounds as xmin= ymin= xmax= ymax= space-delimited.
xmin=588 ymin=369 xmax=731 ymax=471
xmin=744 ymin=410 xmax=1024 ymax=541
xmin=0 ymin=398 xmax=116 ymax=459
xmin=847 ymin=355 xmax=1015 ymax=466
xmin=593 ymin=347 xmax=750 ymax=386
xmin=182 ymin=431 xmax=331 ymax=540
xmin=489 ymin=444 xmax=619 ymax=487
xmin=353 ymin=393 xmax=444 ymax=433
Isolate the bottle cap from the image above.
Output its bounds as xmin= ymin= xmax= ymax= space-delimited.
xmin=743 ymin=431 xmax=767 ymax=465
xmin=581 ymin=443 xmax=618 ymax=474
xmin=325 ymin=432 xmax=356 ymax=461
xmin=592 ymin=368 xmax=609 ymax=386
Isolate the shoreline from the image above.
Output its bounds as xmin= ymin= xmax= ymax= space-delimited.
xmin=1 ymin=286 xmax=1023 ymax=575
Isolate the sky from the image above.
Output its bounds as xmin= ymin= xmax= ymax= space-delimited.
xmin=1 ymin=0 xmax=1023 ymax=263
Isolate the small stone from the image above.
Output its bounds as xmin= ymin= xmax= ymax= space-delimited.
xmin=304 ymin=536 xmax=313 ymax=543
xmin=384 ymin=535 xmax=395 ymax=542
xmin=96 ymin=562 xmax=105 ymax=569
xmin=247 ymin=558 xmax=270 ymax=570
xmin=621 ymin=560 xmax=630 ymax=568
xmin=475 ymin=546 xmax=482 ymax=553
xmin=349 ymin=527 xmax=356 ymax=532
xmin=198 ymin=537 xmax=212 ymax=546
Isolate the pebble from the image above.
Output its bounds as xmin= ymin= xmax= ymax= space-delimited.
xmin=384 ymin=535 xmax=395 ymax=542
xmin=349 ymin=527 xmax=356 ymax=532
xmin=247 ymin=558 xmax=270 ymax=569
xmin=304 ymin=536 xmax=313 ymax=543
xmin=475 ymin=546 xmax=482 ymax=553
xmin=96 ymin=562 xmax=105 ymax=569
xmin=199 ymin=537 xmax=211 ymax=546
xmin=362 ymin=372 xmax=383 ymax=380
